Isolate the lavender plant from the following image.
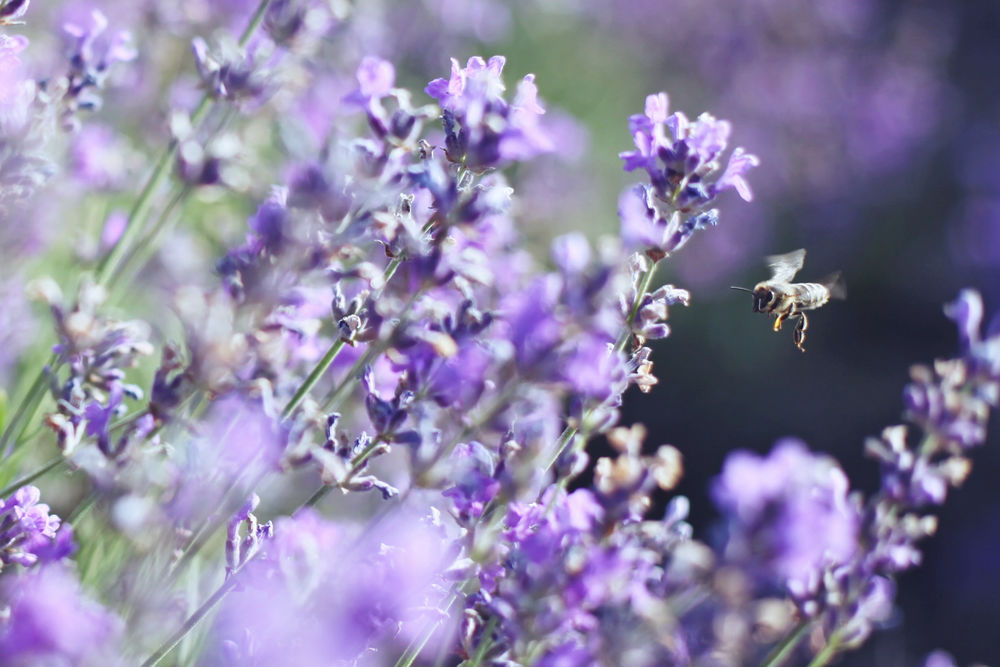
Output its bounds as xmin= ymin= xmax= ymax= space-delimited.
xmin=0 ymin=2 xmax=994 ymax=666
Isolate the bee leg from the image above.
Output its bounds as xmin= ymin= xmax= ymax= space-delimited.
xmin=793 ymin=313 xmax=809 ymax=352
xmin=772 ymin=312 xmax=786 ymax=332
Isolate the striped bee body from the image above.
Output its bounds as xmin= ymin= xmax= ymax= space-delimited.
xmin=734 ymin=249 xmax=845 ymax=352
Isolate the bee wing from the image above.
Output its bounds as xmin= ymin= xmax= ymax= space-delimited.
xmin=764 ymin=249 xmax=806 ymax=282
xmin=820 ymin=270 xmax=846 ymax=300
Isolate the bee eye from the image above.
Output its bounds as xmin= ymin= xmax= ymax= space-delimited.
xmin=763 ymin=290 xmax=773 ymax=304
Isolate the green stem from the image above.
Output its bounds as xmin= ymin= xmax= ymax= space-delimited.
xmin=140 ymin=575 xmax=239 ymax=667
xmin=67 ymin=489 xmax=98 ymax=525
xmin=615 ymin=260 xmax=657 ymax=353
xmin=0 ymin=363 xmax=53 ymax=458
xmin=806 ymin=631 xmax=842 ymax=667
xmin=542 ymin=257 xmax=660 ymax=474
xmin=761 ymin=619 xmax=812 ymax=667
xmin=282 ymin=339 xmax=346 ymax=419
xmin=320 ymin=342 xmax=382 ymax=412
xmin=96 ymin=0 xmax=273 ymax=287
xmin=544 ymin=420 xmax=578 ymax=473
xmin=283 ymin=255 xmax=403 ymax=420
xmin=108 ymin=186 xmax=190 ymax=290
xmin=95 ymin=98 xmax=207 ymax=287
xmin=235 ymin=0 xmax=273 ymax=45
xmin=465 ymin=616 xmax=498 ymax=667
xmin=167 ymin=467 xmax=267 ymax=583
xmin=394 ymin=621 xmax=440 ymax=667
xmin=303 ymin=483 xmax=331 ymax=509
xmin=0 ymin=456 xmax=65 ymax=498
xmin=394 ymin=592 xmax=462 ymax=667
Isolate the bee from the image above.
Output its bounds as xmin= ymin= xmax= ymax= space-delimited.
xmin=731 ymin=249 xmax=845 ymax=352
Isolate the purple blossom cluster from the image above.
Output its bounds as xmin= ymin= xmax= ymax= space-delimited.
xmin=0 ymin=485 xmax=73 ymax=570
xmin=0 ymin=2 xmax=994 ymax=666
xmin=619 ymin=92 xmax=758 ymax=259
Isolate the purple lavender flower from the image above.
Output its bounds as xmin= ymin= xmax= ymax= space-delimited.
xmin=225 ymin=493 xmax=273 ymax=578
xmin=0 ymin=0 xmax=29 ymax=25
xmin=70 ymin=124 xmax=128 ymax=189
xmin=618 ymin=92 xmax=758 ymax=258
xmin=53 ymin=9 xmax=136 ymax=129
xmin=443 ymin=441 xmax=501 ymax=521
xmin=712 ymin=439 xmax=860 ymax=591
xmin=0 ymin=485 xmax=73 ymax=570
xmin=0 ymin=564 xmax=123 ymax=663
xmin=211 ymin=506 xmax=457 ymax=665
xmin=620 ymin=93 xmax=759 ymax=204
xmin=40 ymin=280 xmax=153 ymax=458
xmin=191 ymin=34 xmax=273 ymax=104
xmin=0 ymin=34 xmax=33 ymax=135
xmin=264 ymin=0 xmax=338 ymax=46
xmin=0 ymin=33 xmax=49 ymax=205
xmin=471 ymin=483 xmax=700 ymax=665
xmin=167 ymin=393 xmax=288 ymax=523
xmin=425 ymin=55 xmax=553 ymax=169
xmin=765 ymin=290 xmax=1000 ymax=659
xmin=343 ymin=55 xmax=395 ymax=109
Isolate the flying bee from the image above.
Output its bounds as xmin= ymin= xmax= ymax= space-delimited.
xmin=731 ymin=249 xmax=845 ymax=352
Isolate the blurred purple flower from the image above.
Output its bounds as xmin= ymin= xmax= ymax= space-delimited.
xmin=70 ymin=124 xmax=128 ymax=189
xmin=713 ymin=439 xmax=860 ymax=589
xmin=191 ymin=33 xmax=273 ymax=104
xmin=212 ymin=506 xmax=457 ymax=665
xmin=0 ymin=564 xmax=122 ymax=663
xmin=0 ymin=0 xmax=29 ymax=24
xmin=0 ymin=33 xmax=33 ymax=135
xmin=56 ymin=8 xmax=136 ymax=128
xmin=443 ymin=441 xmax=500 ymax=521
xmin=343 ymin=55 xmax=395 ymax=108
xmin=560 ymin=334 xmax=627 ymax=402
xmin=99 ymin=210 xmax=127 ymax=251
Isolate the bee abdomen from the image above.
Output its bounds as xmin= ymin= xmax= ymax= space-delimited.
xmin=791 ymin=283 xmax=830 ymax=310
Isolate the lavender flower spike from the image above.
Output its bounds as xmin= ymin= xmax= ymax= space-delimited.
xmin=0 ymin=564 xmax=123 ymax=662
xmin=0 ymin=485 xmax=74 ymax=571
xmin=618 ymin=92 xmax=758 ymax=257
xmin=713 ymin=439 xmax=860 ymax=590
xmin=425 ymin=55 xmax=554 ymax=169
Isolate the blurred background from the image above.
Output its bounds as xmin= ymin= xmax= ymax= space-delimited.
xmin=5 ymin=0 xmax=1000 ymax=663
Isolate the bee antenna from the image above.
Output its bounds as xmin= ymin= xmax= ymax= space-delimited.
xmin=729 ymin=286 xmax=753 ymax=293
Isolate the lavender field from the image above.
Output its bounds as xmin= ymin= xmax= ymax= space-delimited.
xmin=2 ymin=0 xmax=999 ymax=665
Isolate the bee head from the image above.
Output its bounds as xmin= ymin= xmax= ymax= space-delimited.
xmin=752 ymin=285 xmax=775 ymax=313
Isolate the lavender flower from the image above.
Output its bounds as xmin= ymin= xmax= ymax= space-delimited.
xmin=263 ymin=0 xmax=339 ymax=47
xmin=426 ymin=55 xmax=553 ymax=169
xmin=0 ymin=10 xmax=989 ymax=664
xmin=32 ymin=279 xmax=153 ymax=462
xmin=0 ymin=564 xmax=123 ymax=663
xmin=225 ymin=493 xmax=273 ymax=578
xmin=210 ymin=506 xmax=457 ymax=665
xmin=0 ymin=0 xmax=28 ymax=25
xmin=618 ymin=92 xmax=758 ymax=258
xmin=0 ymin=33 xmax=33 ymax=134
xmin=49 ymin=9 xmax=136 ymax=130
xmin=191 ymin=34 xmax=273 ymax=104
xmin=0 ymin=33 xmax=50 ymax=206
xmin=0 ymin=485 xmax=73 ymax=570
xmin=713 ymin=439 xmax=861 ymax=591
